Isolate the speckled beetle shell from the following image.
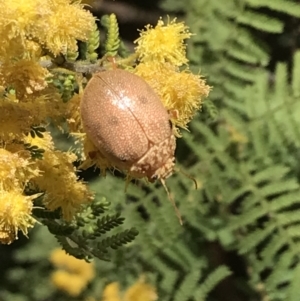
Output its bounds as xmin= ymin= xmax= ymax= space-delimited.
xmin=80 ymin=69 xmax=176 ymax=182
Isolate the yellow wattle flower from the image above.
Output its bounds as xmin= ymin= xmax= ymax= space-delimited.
xmin=0 ymin=96 xmax=64 ymax=142
xmin=0 ymin=148 xmax=40 ymax=191
xmin=99 ymin=278 xmax=157 ymax=301
xmin=123 ymin=279 xmax=157 ymax=301
xmin=0 ymin=189 xmax=39 ymax=244
xmin=32 ymin=149 xmax=93 ymax=221
xmin=0 ymin=59 xmax=50 ymax=96
xmin=0 ymin=0 xmax=95 ymax=58
xmin=133 ymin=18 xmax=211 ymax=135
xmin=24 ymin=132 xmax=93 ymax=221
xmin=50 ymin=249 xmax=95 ymax=282
xmin=135 ymin=18 xmax=192 ymax=66
xmin=40 ymin=1 xmax=94 ymax=56
xmin=50 ymin=249 xmax=95 ymax=297
xmin=0 ymin=0 xmax=96 ymax=245
xmin=134 ymin=61 xmax=211 ymax=133
xmin=101 ymin=282 xmax=122 ymax=301
xmin=51 ymin=270 xmax=88 ymax=297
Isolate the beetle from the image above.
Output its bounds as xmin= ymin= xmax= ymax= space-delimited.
xmin=80 ymin=69 xmax=176 ymax=181
xmin=80 ymin=69 xmax=182 ymax=223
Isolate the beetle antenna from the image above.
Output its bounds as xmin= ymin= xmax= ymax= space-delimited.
xmin=160 ymin=179 xmax=183 ymax=225
xmin=124 ymin=174 xmax=132 ymax=192
xmin=175 ymin=168 xmax=198 ymax=189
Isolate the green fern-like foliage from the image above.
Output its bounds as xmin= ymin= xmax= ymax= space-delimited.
xmin=218 ymin=53 xmax=300 ymax=300
xmin=82 ymin=173 xmax=232 ymax=300
xmin=83 ymin=1 xmax=300 ymax=300
xmin=135 ymin=50 xmax=300 ymax=300
xmin=224 ymin=53 xmax=300 ymax=160
xmin=32 ymin=197 xmax=138 ymax=262
xmin=162 ymin=0 xmax=300 ymax=105
xmin=189 ymin=120 xmax=300 ymax=297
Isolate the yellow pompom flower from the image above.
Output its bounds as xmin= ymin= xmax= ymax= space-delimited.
xmin=0 ymin=0 xmax=95 ymax=58
xmin=50 ymin=249 xmax=95 ymax=281
xmin=134 ymin=62 xmax=211 ymax=133
xmin=0 ymin=148 xmax=39 ymax=191
xmin=38 ymin=1 xmax=95 ymax=56
xmin=32 ymin=148 xmax=93 ymax=221
xmin=135 ymin=18 xmax=192 ymax=66
xmin=0 ymin=0 xmax=95 ymax=100
xmin=0 ymin=96 xmax=64 ymax=142
xmin=123 ymin=278 xmax=157 ymax=301
xmin=66 ymin=93 xmax=84 ymax=133
xmin=24 ymin=128 xmax=93 ymax=221
xmin=51 ymin=270 xmax=89 ymax=297
xmin=0 ymin=0 xmax=96 ymax=245
xmin=101 ymin=282 xmax=121 ymax=301
xmin=50 ymin=249 xmax=95 ymax=296
xmin=132 ymin=18 xmax=211 ymax=135
xmin=99 ymin=278 xmax=157 ymax=301
xmin=0 ymin=189 xmax=39 ymax=244
xmin=0 ymin=59 xmax=50 ymax=96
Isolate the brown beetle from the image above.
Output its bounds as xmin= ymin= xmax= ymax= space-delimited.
xmin=80 ymin=69 xmax=182 ymax=223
